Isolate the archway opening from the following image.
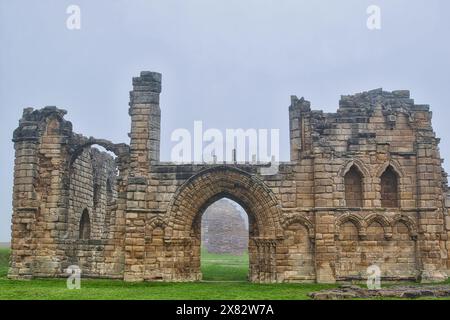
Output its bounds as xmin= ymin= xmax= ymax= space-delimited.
xmin=199 ymin=198 xmax=249 ymax=281
xmin=166 ymin=167 xmax=282 ymax=283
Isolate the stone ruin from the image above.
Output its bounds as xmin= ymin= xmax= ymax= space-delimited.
xmin=309 ymin=284 xmax=450 ymax=300
xmin=201 ymin=199 xmax=248 ymax=255
xmin=8 ymin=71 xmax=450 ymax=283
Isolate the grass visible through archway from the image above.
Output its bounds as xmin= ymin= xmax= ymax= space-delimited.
xmin=201 ymin=248 xmax=249 ymax=282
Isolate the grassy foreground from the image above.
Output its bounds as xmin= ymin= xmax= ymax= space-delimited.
xmin=0 ymin=248 xmax=449 ymax=300
xmin=0 ymin=248 xmax=335 ymax=300
xmin=201 ymin=249 xmax=249 ymax=281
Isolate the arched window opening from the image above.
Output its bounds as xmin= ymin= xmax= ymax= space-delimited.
xmin=79 ymin=209 xmax=91 ymax=240
xmin=344 ymin=165 xmax=363 ymax=207
xmin=381 ymin=166 xmax=399 ymax=208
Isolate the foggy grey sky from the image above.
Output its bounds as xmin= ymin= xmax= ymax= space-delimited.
xmin=1 ymin=0 xmax=450 ymax=241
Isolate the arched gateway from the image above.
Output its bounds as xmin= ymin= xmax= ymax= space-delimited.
xmin=165 ymin=166 xmax=283 ymax=282
xmin=8 ymin=71 xmax=450 ymax=283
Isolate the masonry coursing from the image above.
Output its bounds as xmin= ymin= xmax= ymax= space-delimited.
xmin=8 ymin=71 xmax=450 ymax=283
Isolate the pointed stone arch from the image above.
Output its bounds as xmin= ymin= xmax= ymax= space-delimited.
xmin=377 ymin=161 xmax=403 ymax=208
xmin=335 ymin=212 xmax=365 ymax=279
xmin=166 ymin=166 xmax=283 ymax=239
xmin=282 ymin=214 xmax=316 ymax=282
xmin=340 ymin=158 xmax=371 ymax=179
xmin=146 ymin=216 xmax=167 ymax=242
xmin=391 ymin=214 xmax=418 ymax=239
xmin=338 ymin=159 xmax=370 ymax=208
xmin=381 ymin=168 xmax=399 ymax=207
xmin=335 ymin=212 xmax=366 ymax=239
xmin=365 ymin=213 xmax=393 ymax=239
xmin=165 ymin=166 xmax=283 ymax=282
xmin=69 ymin=138 xmax=129 ymax=168
xmin=382 ymin=168 xmax=399 ymax=202
xmin=148 ymin=217 xmax=167 ymax=230
xmin=282 ymin=214 xmax=315 ymax=240
xmin=376 ymin=159 xmax=405 ymax=178
xmin=389 ymin=213 xmax=419 ymax=278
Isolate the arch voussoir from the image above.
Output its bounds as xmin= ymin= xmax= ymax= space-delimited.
xmin=163 ymin=166 xmax=283 ymax=283
xmin=167 ymin=166 xmax=282 ymax=238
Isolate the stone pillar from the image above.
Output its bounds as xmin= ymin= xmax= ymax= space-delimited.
xmin=123 ymin=209 xmax=146 ymax=282
xmin=129 ymin=71 xmax=161 ymax=173
xmin=9 ymin=109 xmax=41 ymax=279
xmin=289 ymin=96 xmax=311 ymax=162
xmin=10 ymin=107 xmax=70 ymax=279
xmin=314 ymin=211 xmax=337 ymax=283
xmin=123 ymin=176 xmax=148 ymax=282
xmin=124 ymin=71 xmax=162 ymax=281
xmin=249 ymin=239 xmax=278 ymax=283
xmin=313 ymin=154 xmax=337 ymax=283
xmin=416 ymin=141 xmax=448 ymax=282
xmin=412 ymin=104 xmax=447 ymax=282
xmin=34 ymin=110 xmax=69 ymax=277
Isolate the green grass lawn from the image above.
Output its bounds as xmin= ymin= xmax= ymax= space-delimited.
xmin=201 ymin=249 xmax=249 ymax=281
xmin=0 ymin=248 xmax=449 ymax=300
xmin=0 ymin=248 xmax=9 ymax=279
xmin=0 ymin=248 xmax=337 ymax=300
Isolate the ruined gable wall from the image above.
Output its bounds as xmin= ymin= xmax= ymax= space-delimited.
xmin=9 ymin=106 xmax=127 ymax=279
xmin=288 ymin=89 xmax=448 ymax=282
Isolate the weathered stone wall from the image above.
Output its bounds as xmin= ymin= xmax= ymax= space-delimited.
xmin=336 ymin=219 xmax=417 ymax=280
xmin=9 ymin=106 xmax=129 ymax=279
xmin=8 ymin=71 xmax=450 ymax=284
xmin=283 ymin=223 xmax=315 ymax=282
xmin=67 ymin=147 xmax=117 ymax=241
